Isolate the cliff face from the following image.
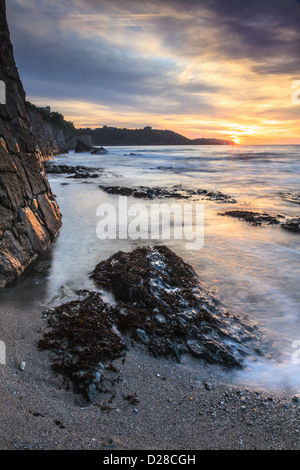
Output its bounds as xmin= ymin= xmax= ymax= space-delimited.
xmin=28 ymin=107 xmax=92 ymax=157
xmin=0 ymin=0 xmax=62 ymax=287
xmin=28 ymin=110 xmax=60 ymax=159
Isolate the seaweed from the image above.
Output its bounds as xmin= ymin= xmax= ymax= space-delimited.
xmin=39 ymin=246 xmax=262 ymax=400
xmin=38 ymin=292 xmax=126 ymax=401
xmin=90 ymin=246 xmax=257 ymax=367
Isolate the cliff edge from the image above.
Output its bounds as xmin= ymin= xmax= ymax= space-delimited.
xmin=0 ymin=0 xmax=62 ymax=287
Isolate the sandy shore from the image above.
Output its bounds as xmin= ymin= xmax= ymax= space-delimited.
xmin=0 ymin=294 xmax=299 ymax=451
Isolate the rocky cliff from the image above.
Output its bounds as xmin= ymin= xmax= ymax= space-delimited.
xmin=0 ymin=0 xmax=62 ymax=287
xmin=28 ymin=105 xmax=94 ymax=157
xmin=28 ymin=110 xmax=60 ymax=159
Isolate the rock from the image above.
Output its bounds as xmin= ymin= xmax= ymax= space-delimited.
xmin=90 ymin=147 xmax=109 ymax=155
xmin=220 ymin=210 xmax=281 ymax=226
xmin=44 ymin=163 xmax=102 ymax=179
xmin=281 ymin=218 xmax=300 ymax=233
xmin=220 ymin=211 xmax=300 ymax=233
xmin=75 ymin=140 xmax=93 ymax=153
xmin=74 ymin=135 xmax=99 ymax=153
xmin=38 ymin=292 xmax=126 ymax=401
xmin=99 ymin=184 xmax=190 ymax=199
xmin=65 ymin=134 xmax=78 ymax=151
xmin=52 ymin=127 xmax=69 ymax=154
xmin=0 ymin=2 xmax=62 ymax=287
xmin=28 ymin=111 xmax=60 ymax=159
xmin=19 ymin=361 xmax=26 ymax=371
xmin=77 ymin=134 xmax=93 ymax=149
xmin=292 ymin=395 xmax=300 ymax=403
xmin=187 ymin=339 xmax=206 ymax=358
xmin=136 ymin=329 xmax=150 ymax=344
xmin=280 ymin=192 xmax=300 ymax=205
xmin=27 ymin=105 xmax=102 ymax=156
xmin=204 ymin=382 xmax=213 ymax=391
xmin=39 ymin=246 xmax=262 ymax=400
xmin=90 ymin=246 xmax=260 ymax=368
xmin=199 ymin=190 xmax=237 ymax=203
xmin=99 ymin=185 xmax=236 ymax=202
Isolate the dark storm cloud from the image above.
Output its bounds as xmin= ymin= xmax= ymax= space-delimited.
xmin=144 ymin=0 xmax=300 ymax=74
xmin=207 ymin=0 xmax=300 ymax=74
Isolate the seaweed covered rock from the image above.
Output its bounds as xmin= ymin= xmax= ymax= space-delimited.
xmin=90 ymin=246 xmax=258 ymax=367
xmin=99 ymin=185 xmax=237 ymax=202
xmin=44 ymin=162 xmax=102 ymax=179
xmin=39 ymin=246 xmax=262 ymax=400
xmin=220 ymin=210 xmax=300 ymax=233
xmin=220 ymin=210 xmax=282 ymax=226
xmin=281 ymin=217 xmax=300 ymax=233
xmin=39 ymin=292 xmax=126 ymax=401
xmin=98 ymin=185 xmax=192 ymax=199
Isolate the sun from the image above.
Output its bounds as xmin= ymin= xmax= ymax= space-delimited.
xmin=233 ymin=138 xmax=240 ymax=144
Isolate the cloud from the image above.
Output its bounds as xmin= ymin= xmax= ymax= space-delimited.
xmin=7 ymin=0 xmax=221 ymax=111
xmin=6 ymin=0 xmax=300 ymax=143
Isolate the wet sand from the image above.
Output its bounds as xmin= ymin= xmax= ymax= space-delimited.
xmin=0 ymin=297 xmax=299 ymax=450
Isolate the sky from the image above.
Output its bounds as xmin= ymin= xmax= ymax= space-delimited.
xmin=6 ymin=0 xmax=300 ymax=144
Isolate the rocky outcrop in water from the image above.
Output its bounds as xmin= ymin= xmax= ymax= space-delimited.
xmin=281 ymin=218 xmax=300 ymax=233
xmin=280 ymin=192 xmax=300 ymax=205
xmin=74 ymin=136 xmax=94 ymax=153
xmin=0 ymin=0 xmax=62 ymax=287
xmin=220 ymin=210 xmax=300 ymax=233
xmin=99 ymin=185 xmax=237 ymax=202
xmin=39 ymin=246 xmax=261 ymax=400
xmin=75 ymin=136 xmax=108 ymax=155
xmin=220 ymin=210 xmax=282 ymax=226
xmin=91 ymin=146 xmax=109 ymax=155
xmin=44 ymin=162 xmax=103 ymax=179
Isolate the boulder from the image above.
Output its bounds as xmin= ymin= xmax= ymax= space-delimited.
xmin=74 ymin=140 xmax=93 ymax=153
xmin=39 ymin=246 xmax=262 ymax=400
xmin=90 ymin=147 xmax=109 ymax=155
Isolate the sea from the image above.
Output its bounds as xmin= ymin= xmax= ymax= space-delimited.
xmin=1 ymin=145 xmax=300 ymax=390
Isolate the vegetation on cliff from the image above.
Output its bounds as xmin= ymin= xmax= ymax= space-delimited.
xmin=26 ymin=101 xmax=77 ymax=135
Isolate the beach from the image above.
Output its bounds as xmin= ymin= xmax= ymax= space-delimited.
xmin=0 ymin=295 xmax=299 ymax=450
xmin=1 ymin=293 xmax=300 ymax=450
xmin=0 ymin=145 xmax=299 ymax=450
